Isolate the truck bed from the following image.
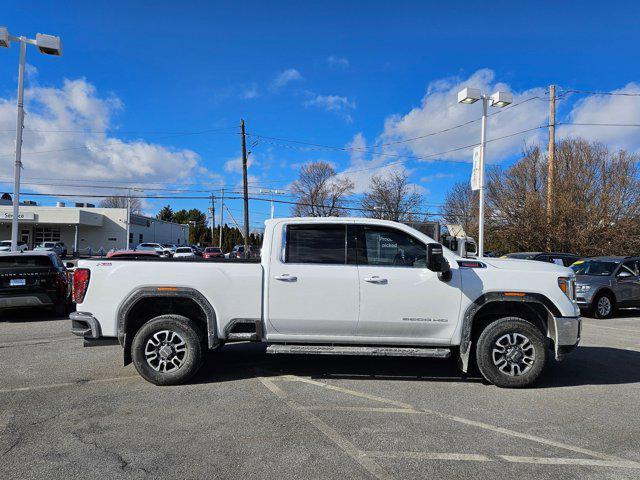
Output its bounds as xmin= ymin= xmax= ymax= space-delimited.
xmin=76 ymin=258 xmax=263 ymax=338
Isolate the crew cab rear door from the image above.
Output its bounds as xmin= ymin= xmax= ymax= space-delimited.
xmin=267 ymin=223 xmax=359 ymax=337
xmin=354 ymin=224 xmax=462 ymax=342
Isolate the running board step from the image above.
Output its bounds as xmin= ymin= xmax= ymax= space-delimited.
xmin=227 ymin=332 xmax=259 ymax=341
xmin=266 ymin=344 xmax=451 ymax=358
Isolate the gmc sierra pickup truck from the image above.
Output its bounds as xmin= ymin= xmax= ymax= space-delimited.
xmin=70 ymin=217 xmax=581 ymax=388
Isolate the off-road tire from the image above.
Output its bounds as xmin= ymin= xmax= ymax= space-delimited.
xmin=592 ymin=292 xmax=615 ymax=319
xmin=131 ymin=314 xmax=204 ymax=386
xmin=475 ymin=317 xmax=548 ymax=388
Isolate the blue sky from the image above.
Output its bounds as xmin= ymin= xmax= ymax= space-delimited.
xmin=1 ymin=1 xmax=640 ymax=228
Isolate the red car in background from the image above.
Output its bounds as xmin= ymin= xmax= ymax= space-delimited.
xmin=202 ymin=247 xmax=224 ymax=259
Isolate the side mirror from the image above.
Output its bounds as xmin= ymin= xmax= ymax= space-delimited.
xmin=427 ymin=243 xmax=452 ymax=282
xmin=617 ymin=270 xmax=633 ymax=279
xmin=65 ymin=262 xmax=75 ymax=269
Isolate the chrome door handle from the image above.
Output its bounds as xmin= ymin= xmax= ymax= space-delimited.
xmin=364 ymin=276 xmax=387 ymax=284
xmin=274 ymin=274 xmax=297 ymax=282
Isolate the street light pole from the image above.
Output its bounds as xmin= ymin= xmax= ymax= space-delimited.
xmin=10 ymin=38 xmax=26 ymax=252
xmin=1 ymin=27 xmax=62 ymax=251
xmin=260 ymin=189 xmax=285 ymax=219
xmin=457 ymin=88 xmax=512 ymax=257
xmin=478 ymin=95 xmax=488 ymax=258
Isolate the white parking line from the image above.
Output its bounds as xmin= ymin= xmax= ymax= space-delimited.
xmin=281 ymin=375 xmax=636 ymax=464
xmin=0 ymin=375 xmax=139 ymax=394
xmin=258 ymin=376 xmax=393 ymax=480
xmin=500 ymin=455 xmax=640 ymax=469
xmin=366 ymin=451 xmax=491 ymax=462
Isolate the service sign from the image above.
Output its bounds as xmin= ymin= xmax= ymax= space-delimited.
xmin=470 ymin=146 xmax=481 ymax=191
xmin=1 ymin=211 xmax=36 ymax=221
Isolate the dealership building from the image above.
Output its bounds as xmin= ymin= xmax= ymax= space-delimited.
xmin=0 ymin=200 xmax=189 ymax=255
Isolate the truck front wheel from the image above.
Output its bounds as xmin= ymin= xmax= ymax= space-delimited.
xmin=475 ymin=317 xmax=548 ymax=388
xmin=131 ymin=315 xmax=204 ymax=386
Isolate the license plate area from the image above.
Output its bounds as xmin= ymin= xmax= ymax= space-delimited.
xmin=10 ymin=278 xmax=26 ymax=286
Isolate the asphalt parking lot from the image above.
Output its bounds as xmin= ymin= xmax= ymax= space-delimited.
xmin=1 ymin=309 xmax=640 ymax=479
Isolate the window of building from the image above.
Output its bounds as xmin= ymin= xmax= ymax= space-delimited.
xmin=129 ymin=232 xmax=133 ymax=244
xmin=285 ymin=224 xmax=346 ymax=264
xmin=34 ymin=226 xmax=61 ymax=245
xmin=139 ymin=233 xmax=143 ymax=243
xmin=358 ymin=226 xmax=427 ymax=268
xmin=107 ymin=237 xmax=117 ymax=242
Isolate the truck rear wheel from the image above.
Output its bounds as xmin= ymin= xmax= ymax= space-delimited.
xmin=131 ymin=315 xmax=204 ymax=386
xmin=475 ymin=317 xmax=548 ymax=388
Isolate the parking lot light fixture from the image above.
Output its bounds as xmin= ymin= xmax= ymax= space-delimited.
xmin=1 ymin=27 xmax=62 ymax=252
xmin=457 ymin=87 xmax=512 ymax=257
xmin=457 ymin=87 xmax=481 ymax=104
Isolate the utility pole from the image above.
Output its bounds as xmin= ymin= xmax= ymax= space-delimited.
xmin=241 ymin=119 xmax=250 ymax=258
xmin=218 ymin=188 xmax=224 ymax=249
xmin=210 ymin=193 xmax=215 ymax=246
xmin=126 ymin=195 xmax=131 ymax=250
xmin=547 ymin=84 xmax=556 ymax=223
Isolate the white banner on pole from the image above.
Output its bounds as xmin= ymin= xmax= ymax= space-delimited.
xmin=471 ymin=146 xmax=481 ymax=191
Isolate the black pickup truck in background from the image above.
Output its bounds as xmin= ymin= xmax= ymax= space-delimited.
xmin=0 ymin=252 xmax=71 ymax=315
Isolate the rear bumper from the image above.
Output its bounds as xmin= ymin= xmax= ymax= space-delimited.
xmin=0 ymin=292 xmax=54 ymax=309
xmin=70 ymin=311 xmax=101 ymax=339
xmin=552 ymin=315 xmax=581 ymax=360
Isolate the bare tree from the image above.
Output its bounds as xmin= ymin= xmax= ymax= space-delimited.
xmin=485 ymin=139 xmax=640 ymax=255
xmin=440 ymin=181 xmax=478 ymax=239
xmin=291 ymin=161 xmax=354 ymax=216
xmin=361 ymin=172 xmax=423 ymax=221
xmin=100 ymin=195 xmax=142 ymax=214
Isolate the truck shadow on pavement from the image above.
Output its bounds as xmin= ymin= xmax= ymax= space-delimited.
xmin=194 ymin=342 xmax=640 ymax=388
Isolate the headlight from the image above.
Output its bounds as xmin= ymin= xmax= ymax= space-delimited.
xmin=558 ymin=277 xmax=576 ymax=301
xmin=575 ymin=284 xmax=591 ymax=293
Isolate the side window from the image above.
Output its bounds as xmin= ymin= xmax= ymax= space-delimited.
xmin=358 ymin=226 xmax=426 ymax=267
xmin=562 ymin=256 xmax=578 ymax=267
xmin=620 ymin=260 xmax=639 ymax=276
xmin=285 ymin=224 xmax=346 ymax=265
xmin=536 ymin=255 xmax=551 ymax=263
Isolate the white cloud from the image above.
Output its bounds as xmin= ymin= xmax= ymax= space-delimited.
xmin=271 ymin=68 xmax=303 ymax=90
xmin=334 ymin=133 xmax=410 ymax=194
xmin=224 ymin=155 xmax=255 ymax=173
xmin=241 ymin=84 xmax=259 ymax=99
xmin=327 ymin=55 xmax=349 ymax=68
xmin=559 ymin=82 xmax=640 ymax=152
xmin=420 ymin=172 xmax=455 ymax=183
xmin=305 ymin=94 xmax=355 ymax=112
xmin=0 ymin=78 xmax=220 ymax=199
xmin=379 ymin=69 xmax=548 ymax=164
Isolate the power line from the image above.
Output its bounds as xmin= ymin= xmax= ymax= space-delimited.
xmin=559 ymin=89 xmax=640 ymax=97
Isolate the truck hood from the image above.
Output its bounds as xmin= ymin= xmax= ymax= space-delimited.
xmin=481 ymin=258 xmax=573 ymax=276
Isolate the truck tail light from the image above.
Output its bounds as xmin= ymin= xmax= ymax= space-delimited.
xmin=73 ymin=268 xmax=90 ymax=303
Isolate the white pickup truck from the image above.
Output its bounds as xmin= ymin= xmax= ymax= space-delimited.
xmin=70 ymin=217 xmax=581 ymax=388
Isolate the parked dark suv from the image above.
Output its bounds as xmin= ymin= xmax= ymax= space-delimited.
xmin=0 ymin=251 xmax=71 ymax=315
xmin=571 ymin=256 xmax=640 ymax=318
xmin=501 ymin=252 xmax=580 ymax=267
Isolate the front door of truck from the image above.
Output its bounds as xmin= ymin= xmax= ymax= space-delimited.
xmin=354 ymin=224 xmax=461 ymax=342
xmin=267 ymin=223 xmax=359 ymax=337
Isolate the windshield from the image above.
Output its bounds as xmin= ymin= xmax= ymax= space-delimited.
xmin=176 ymin=248 xmax=192 ymax=253
xmin=0 ymin=241 xmax=11 ymax=246
xmin=38 ymin=242 xmax=56 ymax=248
xmin=571 ymin=260 xmax=618 ymax=276
xmin=204 ymin=248 xmax=220 ymax=253
xmin=0 ymin=256 xmax=53 ymax=267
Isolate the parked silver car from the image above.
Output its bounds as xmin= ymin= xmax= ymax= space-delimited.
xmin=572 ymin=256 xmax=640 ymax=318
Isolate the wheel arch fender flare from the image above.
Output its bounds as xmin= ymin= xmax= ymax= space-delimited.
xmin=117 ymin=286 xmax=219 ymax=365
xmin=458 ymin=292 xmax=560 ymax=373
